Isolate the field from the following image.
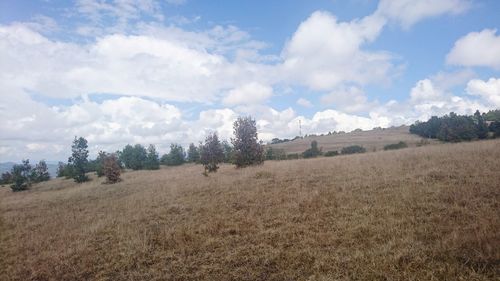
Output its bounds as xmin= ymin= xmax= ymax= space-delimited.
xmin=1 ymin=140 xmax=499 ymax=280
xmin=268 ymin=126 xmax=438 ymax=154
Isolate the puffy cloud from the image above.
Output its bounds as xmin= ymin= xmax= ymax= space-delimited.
xmin=466 ymin=78 xmax=500 ymax=107
xmin=447 ymin=29 xmax=500 ymax=69
xmin=296 ymin=98 xmax=313 ymax=108
xmin=321 ymin=86 xmax=376 ymax=113
xmin=376 ymin=0 xmax=470 ymax=29
xmin=280 ymin=11 xmax=394 ymax=91
xmin=223 ymin=82 xmax=273 ymax=106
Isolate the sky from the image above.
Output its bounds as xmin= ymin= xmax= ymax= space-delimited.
xmin=0 ymin=0 xmax=499 ymax=162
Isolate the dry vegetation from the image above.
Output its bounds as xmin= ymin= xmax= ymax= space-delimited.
xmin=269 ymin=126 xmax=438 ymax=154
xmin=1 ymin=140 xmax=499 ymax=280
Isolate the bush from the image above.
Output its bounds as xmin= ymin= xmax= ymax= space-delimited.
xmin=287 ymin=153 xmax=299 ymax=160
xmin=200 ymin=132 xmax=224 ymax=173
xmin=302 ymin=140 xmax=322 ymax=158
xmin=324 ymin=150 xmax=339 ymax=157
xmin=265 ymin=147 xmax=286 ymax=160
xmin=232 ymin=116 xmax=264 ymax=168
xmin=103 ymin=154 xmax=121 ymax=184
xmin=384 ymin=141 xmax=408 ymax=150
xmin=341 ymin=145 xmax=366 ymax=155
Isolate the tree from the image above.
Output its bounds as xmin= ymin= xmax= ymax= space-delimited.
xmin=120 ymin=144 xmax=147 ymax=170
xmin=200 ymin=132 xmax=224 ymax=173
xmin=144 ymin=144 xmax=160 ymax=170
xmin=302 ymin=140 xmax=322 ymax=158
xmin=187 ymin=143 xmax=200 ymax=163
xmin=474 ymin=110 xmax=489 ymax=139
xmin=0 ymin=172 xmax=13 ymax=185
xmin=231 ymin=116 xmax=264 ymax=168
xmin=10 ymin=160 xmax=32 ymax=192
xmin=32 ymin=160 xmax=50 ymax=183
xmin=95 ymin=151 xmax=107 ymax=177
xmin=69 ymin=136 xmax=89 ymax=183
xmin=103 ymin=154 xmax=121 ymax=184
xmin=221 ymin=140 xmax=233 ymax=163
xmin=161 ymin=144 xmax=185 ymax=166
xmin=490 ymin=121 xmax=500 ymax=138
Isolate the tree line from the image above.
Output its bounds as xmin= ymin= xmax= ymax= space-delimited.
xmin=409 ymin=110 xmax=500 ymax=142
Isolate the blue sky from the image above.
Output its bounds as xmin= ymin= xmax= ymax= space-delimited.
xmin=0 ymin=0 xmax=499 ymax=162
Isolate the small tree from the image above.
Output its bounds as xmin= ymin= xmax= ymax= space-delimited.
xmin=187 ymin=143 xmax=200 ymax=163
xmin=221 ymin=140 xmax=233 ymax=163
xmin=161 ymin=144 xmax=185 ymax=166
xmin=231 ymin=116 xmax=264 ymax=168
xmin=103 ymin=154 xmax=121 ymax=184
xmin=474 ymin=110 xmax=489 ymax=139
xmin=302 ymin=140 xmax=322 ymax=158
xmin=32 ymin=160 xmax=50 ymax=183
xmin=10 ymin=159 xmax=32 ymax=192
xmin=69 ymin=136 xmax=89 ymax=183
xmin=94 ymin=151 xmax=107 ymax=177
xmin=120 ymin=144 xmax=147 ymax=170
xmin=200 ymin=132 xmax=224 ymax=173
xmin=1 ymin=172 xmax=13 ymax=185
xmin=144 ymin=144 xmax=160 ymax=170
xmin=490 ymin=121 xmax=500 ymax=138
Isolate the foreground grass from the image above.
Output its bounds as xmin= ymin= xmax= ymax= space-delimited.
xmin=0 ymin=140 xmax=499 ymax=280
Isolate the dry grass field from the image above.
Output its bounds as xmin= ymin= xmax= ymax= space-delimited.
xmin=1 ymin=140 xmax=499 ymax=280
xmin=269 ymin=126 xmax=438 ymax=154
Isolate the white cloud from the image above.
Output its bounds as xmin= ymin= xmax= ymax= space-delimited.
xmin=296 ymin=98 xmax=313 ymax=108
xmin=376 ymin=0 xmax=470 ymax=29
xmin=447 ymin=29 xmax=500 ymax=69
xmin=223 ymin=82 xmax=273 ymax=106
xmin=280 ymin=11 xmax=393 ymax=91
xmin=466 ymin=78 xmax=500 ymax=107
xmin=321 ymin=86 xmax=376 ymax=113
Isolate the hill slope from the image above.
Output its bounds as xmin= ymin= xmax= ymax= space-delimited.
xmin=1 ymin=140 xmax=499 ymax=280
xmin=269 ymin=125 xmax=438 ymax=154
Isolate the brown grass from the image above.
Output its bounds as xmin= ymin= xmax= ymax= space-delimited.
xmin=269 ymin=126 xmax=438 ymax=154
xmin=1 ymin=140 xmax=499 ymax=280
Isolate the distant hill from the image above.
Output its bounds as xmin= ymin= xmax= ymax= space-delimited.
xmin=0 ymin=161 xmax=59 ymax=178
xmin=268 ymin=125 xmax=438 ymax=154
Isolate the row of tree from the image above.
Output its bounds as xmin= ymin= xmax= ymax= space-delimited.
xmin=409 ymin=110 xmax=500 ymax=142
xmin=1 ymin=160 xmax=51 ymax=191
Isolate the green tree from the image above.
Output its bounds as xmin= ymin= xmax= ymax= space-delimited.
xmin=69 ymin=137 xmax=89 ymax=183
xmin=10 ymin=159 xmax=32 ymax=192
xmin=144 ymin=144 xmax=160 ymax=170
xmin=200 ymin=132 xmax=224 ymax=173
xmin=1 ymin=172 xmax=13 ymax=185
xmin=221 ymin=140 xmax=233 ymax=163
xmin=490 ymin=121 xmax=500 ymax=137
xmin=120 ymin=144 xmax=147 ymax=170
xmin=161 ymin=144 xmax=185 ymax=166
xmin=231 ymin=116 xmax=264 ymax=168
xmin=187 ymin=143 xmax=200 ymax=163
xmin=103 ymin=153 xmax=121 ymax=184
xmin=302 ymin=140 xmax=322 ymax=158
xmin=32 ymin=160 xmax=50 ymax=182
xmin=474 ymin=110 xmax=489 ymax=139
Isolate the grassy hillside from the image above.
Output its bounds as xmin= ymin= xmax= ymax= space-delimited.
xmin=1 ymin=140 xmax=499 ymax=280
xmin=269 ymin=125 xmax=438 ymax=154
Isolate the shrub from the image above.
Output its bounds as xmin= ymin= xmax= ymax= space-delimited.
xmin=232 ymin=116 xmax=264 ymax=168
xmin=287 ymin=153 xmax=299 ymax=160
xmin=103 ymin=154 xmax=121 ymax=184
xmin=200 ymin=132 xmax=224 ymax=173
xmin=161 ymin=144 xmax=185 ymax=166
xmin=384 ymin=141 xmax=408 ymax=151
xmin=68 ymin=137 xmax=89 ymax=183
xmin=302 ymin=140 xmax=322 ymax=158
xmin=10 ymin=160 xmax=32 ymax=192
xmin=265 ymin=147 xmax=286 ymax=160
xmin=341 ymin=145 xmax=366 ymax=155
xmin=324 ymin=150 xmax=339 ymax=157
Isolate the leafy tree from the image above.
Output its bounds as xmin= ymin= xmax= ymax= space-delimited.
xmin=384 ymin=141 xmax=408 ymax=150
xmin=32 ymin=160 xmax=50 ymax=183
xmin=1 ymin=172 xmax=13 ymax=185
xmin=341 ymin=145 xmax=366 ymax=154
xmin=200 ymin=132 xmax=224 ymax=173
xmin=474 ymin=110 xmax=489 ymax=139
xmin=103 ymin=154 xmax=121 ymax=184
xmin=10 ymin=159 xmax=32 ymax=192
xmin=94 ymin=151 xmax=108 ymax=177
xmin=144 ymin=144 xmax=160 ymax=170
xmin=483 ymin=109 xmax=500 ymax=121
xmin=187 ymin=143 xmax=200 ymax=163
xmin=221 ymin=140 xmax=233 ymax=163
xmin=69 ymin=136 xmax=89 ymax=183
xmin=490 ymin=121 xmax=500 ymax=138
xmin=120 ymin=144 xmax=147 ymax=170
xmin=57 ymin=161 xmax=74 ymax=178
xmin=231 ymin=116 xmax=264 ymax=168
xmin=161 ymin=144 xmax=185 ymax=166
xmin=302 ymin=140 xmax=322 ymax=158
